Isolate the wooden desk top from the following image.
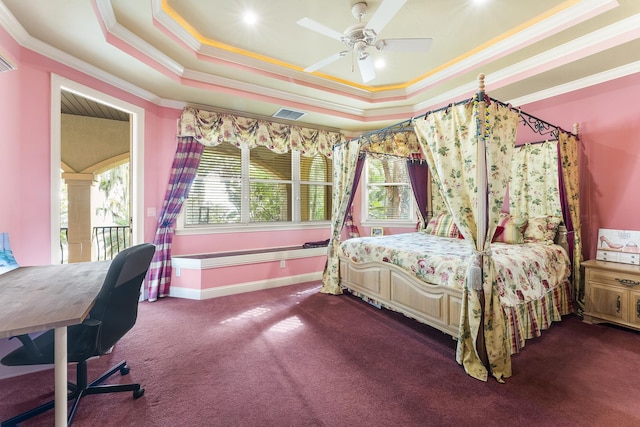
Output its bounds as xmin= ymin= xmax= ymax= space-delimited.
xmin=0 ymin=261 xmax=110 ymax=338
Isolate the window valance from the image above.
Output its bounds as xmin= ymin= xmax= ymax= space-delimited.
xmin=359 ymin=130 xmax=422 ymax=157
xmin=177 ymin=107 xmax=344 ymax=158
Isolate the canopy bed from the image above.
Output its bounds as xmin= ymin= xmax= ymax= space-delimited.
xmin=321 ymin=74 xmax=582 ymax=382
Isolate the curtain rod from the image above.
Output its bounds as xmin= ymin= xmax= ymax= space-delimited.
xmin=487 ymin=97 xmax=578 ymax=139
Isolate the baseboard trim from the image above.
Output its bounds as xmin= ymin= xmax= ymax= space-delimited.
xmin=168 ymin=272 xmax=322 ymax=300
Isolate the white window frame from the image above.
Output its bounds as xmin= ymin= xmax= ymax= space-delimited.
xmin=361 ymin=156 xmax=416 ymax=228
xmin=176 ymin=146 xmax=331 ymax=235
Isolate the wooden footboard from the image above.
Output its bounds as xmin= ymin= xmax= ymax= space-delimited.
xmin=339 ymin=256 xmax=462 ymax=337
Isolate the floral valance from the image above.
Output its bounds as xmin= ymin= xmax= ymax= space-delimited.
xmin=359 ymin=131 xmax=422 ymax=157
xmin=177 ymin=107 xmax=344 ymax=158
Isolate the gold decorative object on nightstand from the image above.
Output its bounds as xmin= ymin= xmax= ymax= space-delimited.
xmin=582 ymin=259 xmax=640 ymax=331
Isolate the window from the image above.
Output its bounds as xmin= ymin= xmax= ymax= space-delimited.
xmin=363 ymin=156 xmax=414 ymax=224
xmin=182 ymin=143 xmax=332 ymax=228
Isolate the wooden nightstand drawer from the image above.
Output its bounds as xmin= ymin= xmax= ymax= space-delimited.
xmin=583 ymin=259 xmax=640 ymax=331
xmin=587 ymin=268 xmax=640 ymax=288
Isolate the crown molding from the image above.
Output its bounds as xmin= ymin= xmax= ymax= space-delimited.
xmin=509 ymin=60 xmax=640 ymax=106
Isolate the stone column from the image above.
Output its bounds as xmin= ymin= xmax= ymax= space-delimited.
xmin=63 ymin=172 xmax=96 ymax=263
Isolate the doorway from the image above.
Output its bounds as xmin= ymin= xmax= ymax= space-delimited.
xmin=50 ymin=75 xmax=145 ymax=264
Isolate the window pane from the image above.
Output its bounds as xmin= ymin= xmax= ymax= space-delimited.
xmin=302 ymin=154 xmax=332 ymax=182
xmin=184 ymin=144 xmax=241 ymax=225
xmin=250 ymin=182 xmax=291 ymax=222
xmin=300 ymin=155 xmax=332 ymax=222
xmin=301 ymin=183 xmax=332 ymax=221
xmin=367 ymin=184 xmax=412 ymax=220
xmin=249 ymin=146 xmax=292 ymax=222
xmin=367 ymin=157 xmax=412 ymax=221
xmin=250 ymin=146 xmax=291 ymax=180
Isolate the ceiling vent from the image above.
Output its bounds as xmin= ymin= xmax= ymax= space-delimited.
xmin=272 ymin=108 xmax=307 ymax=121
xmin=0 ymin=51 xmax=17 ymax=72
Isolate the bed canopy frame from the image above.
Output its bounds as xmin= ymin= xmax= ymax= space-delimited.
xmin=322 ymin=73 xmax=582 ymax=382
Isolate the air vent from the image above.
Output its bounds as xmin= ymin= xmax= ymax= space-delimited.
xmin=0 ymin=51 xmax=17 ymax=72
xmin=272 ymin=108 xmax=307 ymax=121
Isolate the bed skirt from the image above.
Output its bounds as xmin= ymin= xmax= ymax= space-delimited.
xmin=504 ymin=279 xmax=573 ymax=354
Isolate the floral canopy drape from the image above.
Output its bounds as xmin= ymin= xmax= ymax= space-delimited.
xmin=509 ymin=141 xmax=562 ymax=218
xmin=321 ymin=139 xmax=362 ymax=295
xmin=558 ymin=132 xmax=582 ymax=306
xmin=509 ymin=137 xmax=582 ymax=306
xmin=147 ymin=107 xmax=343 ymax=300
xmin=414 ymin=98 xmax=519 ymax=382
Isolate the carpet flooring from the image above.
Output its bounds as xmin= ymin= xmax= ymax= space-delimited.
xmin=1 ymin=282 xmax=639 ymax=426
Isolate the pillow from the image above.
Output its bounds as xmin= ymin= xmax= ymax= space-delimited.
xmin=492 ymin=225 xmax=505 ymax=242
xmin=524 ymin=216 xmax=563 ymax=244
xmin=425 ymin=213 xmax=460 ymax=238
xmin=492 ymin=213 xmax=527 ymax=244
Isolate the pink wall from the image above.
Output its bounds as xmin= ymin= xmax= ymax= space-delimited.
xmin=522 ymin=73 xmax=640 ymax=261
xmin=0 ymin=30 xmax=21 ymax=251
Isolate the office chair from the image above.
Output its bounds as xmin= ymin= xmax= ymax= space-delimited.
xmin=1 ymin=243 xmax=156 ymax=426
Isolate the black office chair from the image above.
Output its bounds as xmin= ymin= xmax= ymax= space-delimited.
xmin=1 ymin=243 xmax=155 ymax=426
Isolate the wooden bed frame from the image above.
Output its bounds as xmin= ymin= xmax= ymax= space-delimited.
xmin=338 ymin=226 xmax=570 ymax=341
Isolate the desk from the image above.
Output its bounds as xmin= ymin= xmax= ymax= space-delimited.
xmin=0 ymin=261 xmax=110 ymax=427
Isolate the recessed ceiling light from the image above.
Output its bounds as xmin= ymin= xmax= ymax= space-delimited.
xmin=374 ymin=58 xmax=386 ymax=69
xmin=243 ymin=10 xmax=258 ymax=25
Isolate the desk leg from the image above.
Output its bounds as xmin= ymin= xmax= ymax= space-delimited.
xmin=54 ymin=327 xmax=67 ymax=427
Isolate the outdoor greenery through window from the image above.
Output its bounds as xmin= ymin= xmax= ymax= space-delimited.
xmin=364 ymin=156 xmax=414 ymax=222
xmin=183 ymin=143 xmax=332 ymax=227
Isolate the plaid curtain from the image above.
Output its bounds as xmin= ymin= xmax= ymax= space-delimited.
xmin=146 ymin=137 xmax=204 ymax=301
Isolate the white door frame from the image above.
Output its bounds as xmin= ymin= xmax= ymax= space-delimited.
xmin=50 ymin=74 xmax=145 ymax=263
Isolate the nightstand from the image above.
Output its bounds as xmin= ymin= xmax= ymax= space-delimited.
xmin=583 ymin=259 xmax=640 ymax=331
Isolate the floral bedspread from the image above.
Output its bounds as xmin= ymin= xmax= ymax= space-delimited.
xmin=339 ymin=232 xmax=571 ymax=308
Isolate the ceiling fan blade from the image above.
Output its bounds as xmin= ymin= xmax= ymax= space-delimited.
xmin=365 ymin=0 xmax=407 ymax=35
xmin=297 ymin=17 xmax=345 ymax=41
xmin=377 ymin=38 xmax=433 ymax=52
xmin=304 ymin=51 xmax=347 ymax=73
xmin=358 ymin=55 xmax=376 ymax=83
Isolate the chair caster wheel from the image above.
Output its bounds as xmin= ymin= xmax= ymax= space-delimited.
xmin=120 ymin=364 xmax=130 ymax=375
xmin=133 ymin=388 xmax=145 ymax=399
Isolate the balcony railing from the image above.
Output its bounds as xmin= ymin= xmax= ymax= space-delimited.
xmin=93 ymin=226 xmax=131 ymax=261
xmin=60 ymin=226 xmax=131 ymax=263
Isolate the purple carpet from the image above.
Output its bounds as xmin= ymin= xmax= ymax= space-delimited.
xmin=1 ymin=282 xmax=639 ymax=426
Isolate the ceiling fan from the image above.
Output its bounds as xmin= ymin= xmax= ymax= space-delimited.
xmin=297 ymin=0 xmax=433 ymax=83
